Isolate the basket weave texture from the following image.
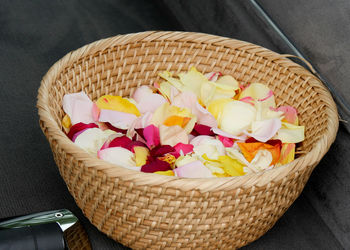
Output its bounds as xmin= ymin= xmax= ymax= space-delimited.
xmin=37 ymin=31 xmax=338 ymax=249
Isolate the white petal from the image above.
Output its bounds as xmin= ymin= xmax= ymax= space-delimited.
xmin=99 ymin=109 xmax=137 ymax=129
xmin=63 ymin=92 xmax=94 ymax=125
xmin=75 ymin=128 xmax=116 ymax=155
xmin=98 ymin=147 xmax=137 ymax=170
xmin=245 ymin=118 xmax=281 ymax=142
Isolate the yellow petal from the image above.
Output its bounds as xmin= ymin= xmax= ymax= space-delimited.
xmin=273 ymin=122 xmax=305 ymax=143
xmin=207 ymin=98 xmax=232 ymax=120
xmin=215 ymin=75 xmax=239 ymax=90
xmin=134 ymin=146 xmax=149 ymax=166
xmin=178 ymin=67 xmax=208 ymax=97
xmin=96 ymin=95 xmax=140 ymax=116
xmin=158 ymin=71 xmax=184 ymax=91
xmin=62 ymin=114 xmax=71 ymax=133
xmin=175 ymin=155 xmax=198 ymax=167
xmin=279 ymin=143 xmax=295 ymax=165
xmin=239 ymin=83 xmax=276 ymax=109
xmin=154 ymin=170 xmax=175 ymax=176
xmin=219 ymin=101 xmax=256 ymax=135
xmin=218 ymin=155 xmax=245 ymax=176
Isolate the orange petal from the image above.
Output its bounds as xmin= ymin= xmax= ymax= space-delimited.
xmin=279 ymin=143 xmax=295 ymax=165
xmin=163 ymin=115 xmax=191 ymax=128
xmin=238 ymin=142 xmax=281 ymax=165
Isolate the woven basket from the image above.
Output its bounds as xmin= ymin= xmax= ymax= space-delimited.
xmin=37 ymin=31 xmax=338 ymax=249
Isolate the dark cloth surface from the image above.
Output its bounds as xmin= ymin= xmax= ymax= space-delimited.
xmin=0 ymin=0 xmax=348 ymax=249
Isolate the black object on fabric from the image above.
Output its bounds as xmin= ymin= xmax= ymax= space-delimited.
xmin=0 ymin=223 xmax=65 ymax=250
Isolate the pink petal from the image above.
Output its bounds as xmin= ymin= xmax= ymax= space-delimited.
xmin=159 ymin=125 xmax=189 ymax=147
xmin=132 ymin=85 xmax=153 ymax=103
xmin=244 ymin=118 xmax=282 ymax=142
xmin=174 ymin=161 xmax=213 ymax=178
xmin=92 ymin=103 xmax=100 ymax=121
xmin=218 ymin=135 xmax=234 ymax=147
xmin=63 ymin=92 xmax=94 ymax=125
xmin=276 ymin=106 xmax=298 ymax=124
xmin=211 ymin=127 xmax=247 ymax=141
xmin=67 ymin=122 xmax=98 ymax=140
xmin=190 ymin=135 xmax=215 ymax=147
xmin=98 ymin=109 xmax=137 ymax=129
xmin=141 ymin=159 xmax=172 ymax=173
xmin=137 ymin=94 xmax=167 ymax=114
xmin=191 ymin=123 xmax=216 ymax=136
xmin=172 ymin=92 xmax=217 ymax=127
xmin=143 ymin=124 xmax=160 ymax=148
xmin=171 ymin=143 xmax=194 ymax=158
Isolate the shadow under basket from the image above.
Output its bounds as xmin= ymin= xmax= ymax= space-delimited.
xmin=37 ymin=31 xmax=338 ymax=249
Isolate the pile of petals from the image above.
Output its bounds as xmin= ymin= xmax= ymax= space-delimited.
xmin=61 ymin=67 xmax=304 ymax=178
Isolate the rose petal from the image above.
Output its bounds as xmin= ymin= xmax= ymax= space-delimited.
xmin=63 ymin=92 xmax=94 ymax=125
xmin=219 ymin=101 xmax=256 ymax=135
xmin=96 ymin=95 xmax=140 ymax=116
xmin=98 ymin=147 xmax=137 ymax=170
xmin=171 ymin=143 xmax=194 ymax=158
xmin=244 ymin=118 xmax=282 ymax=142
xmin=137 ymin=94 xmax=167 ymax=114
xmin=75 ymin=128 xmax=116 ymax=155
xmin=174 ymin=161 xmax=213 ymax=178
xmin=218 ymin=135 xmax=234 ymax=147
xmin=237 ymin=142 xmax=281 ymax=165
xmin=273 ymin=122 xmax=305 ymax=143
xmin=143 ymin=124 xmax=160 ymax=148
xmin=104 ymin=122 xmax=127 ymax=134
xmin=92 ymin=103 xmax=100 ymax=121
xmin=278 ymin=143 xmax=296 ymax=165
xmin=67 ymin=122 xmax=98 ymax=140
xmin=98 ymin=109 xmax=137 ymax=129
xmin=132 ymin=85 xmax=154 ymax=103
xmin=141 ymin=159 xmax=172 ymax=173
xmin=172 ymin=91 xmax=217 ymax=127
xmin=275 ymin=106 xmax=299 ymax=125
xmin=211 ymin=127 xmax=247 ymax=141
xmin=191 ymin=123 xmax=216 ymax=136
xmin=134 ymin=146 xmax=150 ymax=166
xmin=150 ymin=145 xmax=175 ymax=157
xmin=248 ymin=149 xmax=273 ymax=171
xmin=159 ymin=125 xmax=188 ymax=147
xmin=154 ymin=170 xmax=175 ymax=176
xmin=191 ymin=136 xmax=225 ymax=160
xmin=218 ymin=155 xmax=245 ymax=176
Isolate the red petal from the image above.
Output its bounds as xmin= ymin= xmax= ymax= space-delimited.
xmin=218 ymin=135 xmax=234 ymax=147
xmin=171 ymin=143 xmax=194 ymax=158
xmin=150 ymin=145 xmax=175 ymax=157
xmin=105 ymin=122 xmax=127 ymax=134
xmin=67 ymin=122 xmax=98 ymax=140
xmin=141 ymin=159 xmax=172 ymax=173
xmin=125 ymin=141 xmax=147 ymax=153
xmin=191 ymin=123 xmax=215 ymax=136
xmin=108 ymin=136 xmax=132 ymax=149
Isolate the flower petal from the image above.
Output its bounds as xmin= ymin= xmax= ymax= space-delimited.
xmin=211 ymin=127 xmax=247 ymax=141
xmin=96 ymin=95 xmax=140 ymax=116
xmin=239 ymin=83 xmax=276 ymax=109
xmin=219 ymin=101 xmax=256 ymax=135
xmin=218 ymin=135 xmax=234 ymax=147
xmin=133 ymin=86 xmax=168 ymax=114
xmin=98 ymin=147 xmax=138 ymax=170
xmin=134 ymin=146 xmax=150 ymax=166
xmin=248 ymin=149 xmax=273 ymax=171
xmin=278 ymin=143 xmax=296 ymax=165
xmin=171 ymin=143 xmax=194 ymax=158
xmin=143 ymin=124 xmax=160 ymax=148
xmin=75 ymin=128 xmax=116 ymax=155
xmin=132 ymin=85 xmax=154 ymax=103
xmin=275 ymin=106 xmax=299 ymax=125
xmin=273 ymin=122 xmax=305 ymax=143
xmin=191 ymin=123 xmax=216 ymax=136
xmin=244 ymin=118 xmax=282 ymax=142
xmin=218 ymin=155 xmax=245 ymax=176
xmin=159 ymin=125 xmax=188 ymax=147
xmin=141 ymin=159 xmax=172 ymax=173
xmin=150 ymin=145 xmax=175 ymax=157
xmin=63 ymin=92 xmax=94 ymax=125
xmin=154 ymin=170 xmax=175 ymax=176
xmin=98 ymin=109 xmax=137 ymax=129
xmin=191 ymin=136 xmax=225 ymax=160
xmin=237 ymin=142 xmax=281 ymax=165
xmin=67 ymin=122 xmax=98 ymax=140
xmin=174 ymin=160 xmax=213 ymax=178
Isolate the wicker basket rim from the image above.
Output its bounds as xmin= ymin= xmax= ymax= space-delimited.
xmin=37 ymin=31 xmax=338 ymax=192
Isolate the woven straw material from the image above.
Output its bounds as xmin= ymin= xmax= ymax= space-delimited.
xmin=37 ymin=31 xmax=338 ymax=249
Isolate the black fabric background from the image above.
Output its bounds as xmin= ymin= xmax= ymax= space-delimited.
xmin=0 ymin=1 xmax=348 ymax=249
